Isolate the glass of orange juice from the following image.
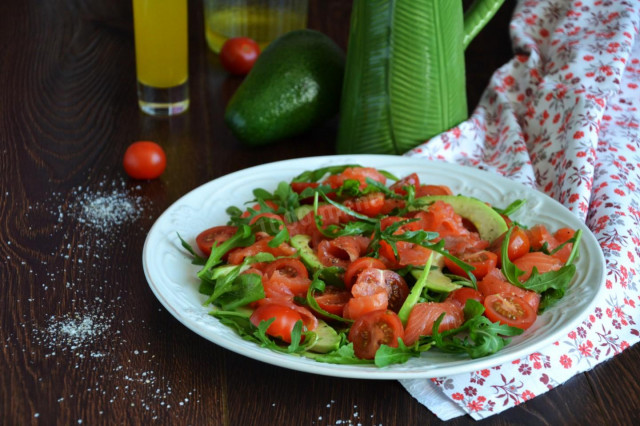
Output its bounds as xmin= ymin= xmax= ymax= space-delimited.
xmin=203 ymin=0 xmax=308 ymax=53
xmin=133 ymin=0 xmax=189 ymax=116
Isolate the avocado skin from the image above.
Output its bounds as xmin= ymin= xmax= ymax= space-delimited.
xmin=224 ymin=29 xmax=345 ymax=146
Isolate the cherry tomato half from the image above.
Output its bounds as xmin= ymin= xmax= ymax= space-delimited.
xmin=446 ymin=287 xmax=484 ymax=310
xmin=123 ymin=141 xmax=167 ymax=180
xmin=489 ymin=226 xmax=531 ymax=265
xmin=483 ymin=293 xmax=537 ymax=330
xmin=444 ymin=250 xmax=498 ymax=280
xmin=348 ymin=310 xmax=405 ymax=359
xmin=219 ymin=37 xmax=260 ymax=75
xmin=313 ymin=285 xmax=352 ymax=316
xmin=196 ymin=225 xmax=238 ymax=257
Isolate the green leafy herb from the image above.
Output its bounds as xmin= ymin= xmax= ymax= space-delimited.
xmin=292 ymin=165 xmax=361 ymax=183
xmin=197 ymin=225 xmax=254 ymax=281
xmin=176 ymin=232 xmax=206 ymax=265
xmin=429 ymin=300 xmax=523 ymax=358
xmin=493 ymin=199 xmax=526 ymax=217
xmin=306 ymin=274 xmax=353 ymax=324
xmin=397 ymin=253 xmax=434 ymax=324
xmin=374 ymin=339 xmax=421 ymax=367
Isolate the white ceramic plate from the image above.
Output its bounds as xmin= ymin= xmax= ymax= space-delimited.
xmin=142 ymin=155 xmax=605 ymax=380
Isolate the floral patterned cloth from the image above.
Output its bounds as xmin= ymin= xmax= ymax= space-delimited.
xmin=401 ymin=0 xmax=640 ymax=420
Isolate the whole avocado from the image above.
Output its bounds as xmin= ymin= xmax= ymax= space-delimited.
xmin=224 ymin=29 xmax=345 ymax=146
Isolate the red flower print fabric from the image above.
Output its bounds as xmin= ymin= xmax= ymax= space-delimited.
xmin=402 ymin=0 xmax=640 ymax=420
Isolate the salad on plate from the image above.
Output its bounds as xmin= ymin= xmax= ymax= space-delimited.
xmin=179 ymin=165 xmax=581 ymax=367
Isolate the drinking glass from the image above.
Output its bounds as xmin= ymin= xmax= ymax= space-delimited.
xmin=133 ymin=0 xmax=189 ymax=116
xmin=203 ymin=0 xmax=308 ymax=53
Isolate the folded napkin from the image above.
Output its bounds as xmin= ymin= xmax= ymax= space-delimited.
xmin=402 ymin=0 xmax=640 ymax=420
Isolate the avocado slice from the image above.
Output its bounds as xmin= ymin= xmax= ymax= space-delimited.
xmin=412 ymin=195 xmax=508 ymax=243
xmin=307 ymin=320 xmax=341 ymax=353
xmin=293 ymin=205 xmax=314 ymax=221
xmin=290 ymin=234 xmax=323 ymax=272
xmin=409 ymin=253 xmax=462 ymax=293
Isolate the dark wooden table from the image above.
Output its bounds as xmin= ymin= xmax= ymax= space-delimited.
xmin=2 ymin=1 xmax=639 ymax=424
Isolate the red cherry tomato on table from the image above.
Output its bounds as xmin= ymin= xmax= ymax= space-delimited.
xmin=123 ymin=141 xmax=166 ymax=180
xmin=219 ymin=37 xmax=260 ymax=75
xmin=348 ymin=309 xmax=405 ymax=360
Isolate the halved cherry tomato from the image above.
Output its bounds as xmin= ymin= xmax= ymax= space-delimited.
xmin=241 ymin=200 xmax=279 ymax=218
xmin=344 ymin=192 xmax=385 ymax=217
xmin=219 ymin=37 xmax=260 ymax=75
xmin=483 ymin=293 xmax=537 ymax=330
xmin=444 ymin=250 xmax=498 ymax=280
xmin=403 ymin=301 xmax=464 ymax=345
xmin=313 ymin=286 xmax=352 ymax=316
xmin=489 ymin=226 xmax=531 ymax=266
xmin=351 ymin=268 xmax=409 ymax=312
xmin=343 ymin=291 xmax=388 ymax=320
xmin=195 ymin=225 xmax=238 ymax=257
xmin=343 ymin=257 xmax=387 ymax=289
xmin=123 ymin=141 xmax=167 ymax=180
xmin=250 ymin=303 xmax=303 ymax=343
xmin=477 ymin=268 xmax=540 ymax=311
xmin=446 ymin=287 xmax=484 ymax=310
xmin=348 ymin=310 xmax=405 ymax=359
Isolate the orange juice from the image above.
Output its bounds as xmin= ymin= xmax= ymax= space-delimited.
xmin=204 ymin=3 xmax=307 ymax=53
xmin=133 ymin=0 xmax=188 ymax=88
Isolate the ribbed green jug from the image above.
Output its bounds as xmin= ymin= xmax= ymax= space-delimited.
xmin=337 ymin=0 xmax=505 ymax=154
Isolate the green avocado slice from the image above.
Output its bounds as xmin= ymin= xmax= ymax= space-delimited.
xmin=412 ymin=195 xmax=508 ymax=243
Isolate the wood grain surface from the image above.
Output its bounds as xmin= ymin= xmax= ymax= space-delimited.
xmin=1 ymin=1 xmax=639 ymax=425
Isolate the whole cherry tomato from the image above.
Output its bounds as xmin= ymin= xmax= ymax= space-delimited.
xmin=122 ymin=141 xmax=166 ymax=180
xmin=219 ymin=37 xmax=260 ymax=75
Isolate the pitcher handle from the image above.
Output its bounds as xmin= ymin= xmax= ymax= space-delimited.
xmin=462 ymin=0 xmax=506 ymax=49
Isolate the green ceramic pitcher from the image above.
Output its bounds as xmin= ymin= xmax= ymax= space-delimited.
xmin=336 ymin=0 xmax=505 ymax=154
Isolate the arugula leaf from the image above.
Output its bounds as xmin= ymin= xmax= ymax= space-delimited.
xmin=311 ymin=192 xmax=376 ymax=238
xmin=208 ymin=273 xmax=265 ymax=310
xmin=500 ymin=227 xmax=526 ymax=285
xmin=292 ymin=165 xmax=362 ymax=183
xmin=210 ymin=310 xmax=254 ymax=337
xmin=398 ymin=253 xmax=434 ymax=324
xmin=176 ymin=232 xmax=207 ymax=265
xmin=374 ymin=339 xmax=421 ymax=367
xmin=197 ymin=225 xmax=255 ymax=280
xmin=249 ymin=216 xmax=290 ymax=247
xmin=303 ymin=343 xmax=373 ymax=365
xmin=305 ymin=273 xmax=353 ymax=324
xmin=493 ymin=199 xmax=526 ymax=217
xmin=428 ymin=300 xmax=523 ymax=358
